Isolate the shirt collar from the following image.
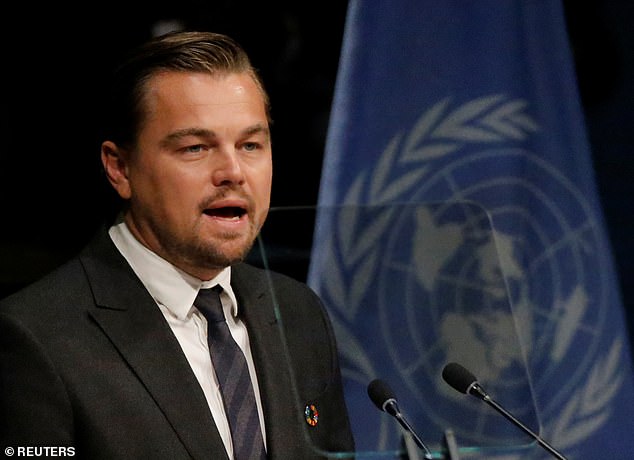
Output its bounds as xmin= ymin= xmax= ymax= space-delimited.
xmin=108 ymin=220 xmax=238 ymax=320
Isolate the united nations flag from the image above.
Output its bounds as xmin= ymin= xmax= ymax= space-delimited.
xmin=307 ymin=1 xmax=634 ymax=458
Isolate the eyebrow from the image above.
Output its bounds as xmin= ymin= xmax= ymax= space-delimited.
xmin=160 ymin=124 xmax=270 ymax=148
xmin=242 ymin=123 xmax=270 ymax=139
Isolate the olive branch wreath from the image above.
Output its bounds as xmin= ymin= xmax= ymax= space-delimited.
xmin=316 ymin=94 xmax=620 ymax=452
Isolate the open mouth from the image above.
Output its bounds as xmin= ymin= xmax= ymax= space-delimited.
xmin=204 ymin=206 xmax=247 ymax=220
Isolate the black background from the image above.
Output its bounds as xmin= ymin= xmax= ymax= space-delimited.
xmin=1 ymin=1 xmax=632 ymax=339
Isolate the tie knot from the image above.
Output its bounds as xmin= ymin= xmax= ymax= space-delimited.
xmin=195 ymin=286 xmax=225 ymax=323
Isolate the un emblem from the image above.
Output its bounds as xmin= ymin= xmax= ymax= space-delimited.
xmin=310 ymin=94 xmax=623 ymax=456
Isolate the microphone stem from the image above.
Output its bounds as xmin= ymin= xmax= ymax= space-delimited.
xmin=394 ymin=413 xmax=433 ymax=459
xmin=483 ymin=396 xmax=567 ymax=460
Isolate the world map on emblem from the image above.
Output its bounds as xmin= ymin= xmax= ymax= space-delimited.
xmin=366 ymin=149 xmax=612 ymax=449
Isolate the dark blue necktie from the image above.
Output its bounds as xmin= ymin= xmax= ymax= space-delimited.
xmin=195 ymin=286 xmax=267 ymax=460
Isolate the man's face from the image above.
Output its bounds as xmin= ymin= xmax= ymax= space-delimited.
xmin=108 ymin=71 xmax=272 ymax=280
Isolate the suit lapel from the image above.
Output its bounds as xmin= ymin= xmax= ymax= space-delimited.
xmin=232 ymin=264 xmax=311 ymax=459
xmin=80 ymin=229 xmax=227 ymax=460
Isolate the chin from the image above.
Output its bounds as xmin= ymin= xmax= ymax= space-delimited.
xmin=202 ymin=239 xmax=255 ymax=267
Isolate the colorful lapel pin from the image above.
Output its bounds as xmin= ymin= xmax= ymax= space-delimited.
xmin=304 ymin=404 xmax=319 ymax=426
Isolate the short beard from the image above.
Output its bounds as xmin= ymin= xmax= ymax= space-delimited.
xmin=155 ymin=222 xmax=257 ymax=272
xmin=190 ymin=232 xmax=256 ymax=269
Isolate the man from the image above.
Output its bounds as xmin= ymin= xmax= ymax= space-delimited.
xmin=0 ymin=31 xmax=354 ymax=459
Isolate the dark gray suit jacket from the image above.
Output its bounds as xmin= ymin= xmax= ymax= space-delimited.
xmin=0 ymin=228 xmax=354 ymax=459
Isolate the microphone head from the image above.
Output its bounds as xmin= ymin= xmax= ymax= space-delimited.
xmin=442 ymin=362 xmax=478 ymax=394
xmin=367 ymin=378 xmax=396 ymax=412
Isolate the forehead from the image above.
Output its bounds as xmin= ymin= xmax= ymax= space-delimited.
xmin=147 ymin=70 xmax=264 ymax=103
xmin=141 ymin=71 xmax=268 ymax=127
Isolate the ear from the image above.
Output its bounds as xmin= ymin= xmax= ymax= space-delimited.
xmin=101 ymin=141 xmax=132 ymax=200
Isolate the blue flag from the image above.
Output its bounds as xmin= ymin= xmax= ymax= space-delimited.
xmin=308 ymin=1 xmax=634 ymax=458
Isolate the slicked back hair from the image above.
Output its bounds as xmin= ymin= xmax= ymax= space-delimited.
xmin=104 ymin=31 xmax=270 ymax=150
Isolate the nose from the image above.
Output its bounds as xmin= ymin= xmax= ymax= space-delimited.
xmin=212 ymin=148 xmax=245 ymax=187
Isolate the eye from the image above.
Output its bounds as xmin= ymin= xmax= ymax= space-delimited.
xmin=183 ymin=144 xmax=206 ymax=153
xmin=242 ymin=142 xmax=259 ymax=152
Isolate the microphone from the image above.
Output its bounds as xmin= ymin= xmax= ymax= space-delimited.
xmin=442 ymin=362 xmax=568 ymax=460
xmin=367 ymin=379 xmax=433 ymax=460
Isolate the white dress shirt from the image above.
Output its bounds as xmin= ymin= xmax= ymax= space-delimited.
xmin=108 ymin=221 xmax=267 ymax=458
